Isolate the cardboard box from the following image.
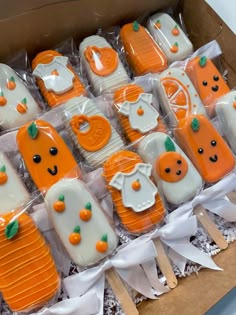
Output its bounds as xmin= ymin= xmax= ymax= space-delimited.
xmin=0 ymin=0 xmax=235 ymax=313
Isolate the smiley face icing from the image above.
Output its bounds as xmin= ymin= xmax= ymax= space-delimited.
xmin=0 ymin=63 xmax=40 ymax=129
xmin=45 ymin=178 xmax=118 ymax=266
xmin=174 ymin=114 xmax=235 ymax=183
xmin=16 ymin=120 xmax=80 ymax=192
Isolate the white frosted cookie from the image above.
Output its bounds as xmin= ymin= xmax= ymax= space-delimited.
xmin=215 ymin=91 xmax=236 ymax=154
xmin=0 ymin=152 xmax=30 ymax=213
xmin=156 ymin=67 xmax=207 ymax=127
xmin=45 ymin=178 xmax=118 ymax=266
xmin=62 ymin=96 xmax=124 ymax=168
xmin=138 ymin=132 xmax=203 ymax=205
xmin=79 ymin=35 xmax=129 ymax=95
xmin=0 ymin=64 xmax=40 ymax=129
xmin=147 ymin=13 xmax=193 ymax=63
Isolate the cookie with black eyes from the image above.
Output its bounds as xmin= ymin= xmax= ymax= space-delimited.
xmin=17 ymin=120 xmax=80 ymax=192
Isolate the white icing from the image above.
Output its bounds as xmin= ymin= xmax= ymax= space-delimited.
xmin=0 ymin=64 xmax=40 ymax=129
xmin=79 ymin=35 xmax=129 ymax=95
xmin=109 ymin=163 xmax=157 ymax=212
xmin=147 ymin=13 xmax=193 ymax=63
xmin=138 ymin=132 xmax=203 ymax=205
xmin=119 ymin=93 xmax=159 ymax=133
xmin=0 ymin=153 xmax=30 ymax=213
xmin=45 ymin=178 xmax=118 ymax=267
xmin=215 ymin=91 xmax=236 ymax=154
xmin=32 ymin=56 xmax=74 ymax=94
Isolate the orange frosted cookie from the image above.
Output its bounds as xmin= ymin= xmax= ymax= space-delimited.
xmin=16 ymin=120 xmax=80 ymax=192
xmin=113 ymin=84 xmax=167 ymax=143
xmin=103 ymin=150 xmax=165 ymax=234
xmin=185 ymin=56 xmax=230 ymax=117
xmin=32 ymin=50 xmax=85 ymax=107
xmin=0 ymin=212 xmax=59 ymax=312
xmin=174 ymin=114 xmax=235 ymax=183
xmin=120 ymin=22 xmax=167 ymax=75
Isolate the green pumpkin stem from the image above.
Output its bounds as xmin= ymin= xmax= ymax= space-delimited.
xmin=27 ymin=122 xmax=38 ymax=139
xmin=0 ymin=165 xmax=6 ymax=172
xmin=85 ymin=202 xmax=92 ymax=211
xmin=165 ymin=137 xmax=176 ymax=152
xmin=101 ymin=234 xmax=108 ymax=243
xmin=191 ymin=117 xmax=200 ymax=132
xmin=58 ymin=194 xmax=64 ymax=202
xmin=73 ymin=225 xmax=80 ymax=234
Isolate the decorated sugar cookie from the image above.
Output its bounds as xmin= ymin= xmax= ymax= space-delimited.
xmin=113 ymin=84 xmax=167 ymax=143
xmin=120 ymin=22 xmax=168 ymax=75
xmin=186 ymin=56 xmax=230 ymax=117
xmin=0 ymin=153 xmax=30 ymax=213
xmin=138 ymin=132 xmax=203 ymax=205
xmin=16 ymin=120 xmax=80 ymax=192
xmin=103 ymin=150 xmax=165 ymax=234
xmin=62 ymin=96 xmax=124 ymax=168
xmin=216 ymin=91 xmax=236 ymax=154
xmin=174 ymin=114 xmax=235 ymax=183
xmin=147 ymin=13 xmax=193 ymax=63
xmin=45 ymin=178 xmax=118 ymax=266
xmin=79 ymin=35 xmax=129 ymax=95
xmin=32 ymin=50 xmax=85 ymax=107
xmin=157 ymin=68 xmax=207 ymax=126
xmin=0 ymin=64 xmax=40 ymax=129
xmin=0 ymin=212 xmax=59 ymax=312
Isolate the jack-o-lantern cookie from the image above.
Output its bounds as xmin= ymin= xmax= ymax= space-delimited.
xmin=45 ymin=178 xmax=118 ymax=266
xmin=185 ymin=56 xmax=230 ymax=117
xmin=138 ymin=132 xmax=203 ymax=205
xmin=103 ymin=150 xmax=165 ymax=234
xmin=32 ymin=50 xmax=85 ymax=107
xmin=79 ymin=35 xmax=129 ymax=95
xmin=16 ymin=120 xmax=80 ymax=192
xmin=174 ymin=114 xmax=235 ymax=183
xmin=0 ymin=64 xmax=40 ymax=129
xmin=120 ymin=22 xmax=168 ymax=75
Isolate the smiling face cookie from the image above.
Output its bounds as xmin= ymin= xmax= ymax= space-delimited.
xmin=16 ymin=120 xmax=80 ymax=192
xmin=174 ymin=115 xmax=235 ymax=183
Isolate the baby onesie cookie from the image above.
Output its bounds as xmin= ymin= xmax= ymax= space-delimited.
xmin=113 ymin=84 xmax=167 ymax=143
xmin=185 ymin=56 xmax=230 ymax=117
xmin=120 ymin=21 xmax=168 ymax=75
xmin=174 ymin=114 xmax=235 ymax=183
xmin=45 ymin=178 xmax=118 ymax=266
xmin=16 ymin=120 xmax=80 ymax=192
xmin=79 ymin=35 xmax=129 ymax=95
xmin=103 ymin=150 xmax=165 ymax=234
xmin=147 ymin=13 xmax=193 ymax=63
xmin=32 ymin=50 xmax=85 ymax=107
xmin=0 ymin=152 xmax=30 ymax=213
xmin=0 ymin=212 xmax=59 ymax=312
xmin=62 ymin=96 xmax=124 ymax=168
xmin=138 ymin=132 xmax=203 ymax=205
xmin=156 ymin=68 xmax=207 ymax=126
xmin=0 ymin=63 xmax=40 ymax=129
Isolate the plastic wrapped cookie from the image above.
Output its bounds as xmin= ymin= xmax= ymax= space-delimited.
xmin=156 ymin=67 xmax=207 ymax=126
xmin=120 ymin=21 xmax=167 ymax=75
xmin=32 ymin=50 xmax=86 ymax=107
xmin=0 ymin=63 xmax=40 ymax=130
xmin=0 ymin=152 xmax=30 ymax=213
xmin=0 ymin=211 xmax=59 ymax=312
xmin=147 ymin=13 xmax=193 ymax=63
xmin=138 ymin=132 xmax=203 ymax=205
xmin=79 ymin=35 xmax=129 ymax=95
xmin=16 ymin=120 xmax=80 ymax=192
xmin=62 ymin=96 xmax=125 ymax=168
xmin=45 ymin=178 xmax=118 ymax=266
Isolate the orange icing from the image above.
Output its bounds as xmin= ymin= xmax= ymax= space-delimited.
xmin=113 ymin=84 xmax=167 ymax=143
xmin=174 ymin=114 xmax=235 ymax=183
xmin=120 ymin=23 xmax=167 ymax=75
xmin=0 ymin=212 xmax=59 ymax=312
xmin=103 ymin=150 xmax=165 ymax=234
xmin=16 ymin=120 xmax=80 ymax=192
xmin=32 ymin=50 xmax=86 ymax=107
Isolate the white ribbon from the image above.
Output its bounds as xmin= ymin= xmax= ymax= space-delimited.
xmin=64 ymin=238 xmax=168 ymax=315
xmin=167 ymin=173 xmax=236 ymax=223
xmin=31 ymin=292 xmax=99 ymax=315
